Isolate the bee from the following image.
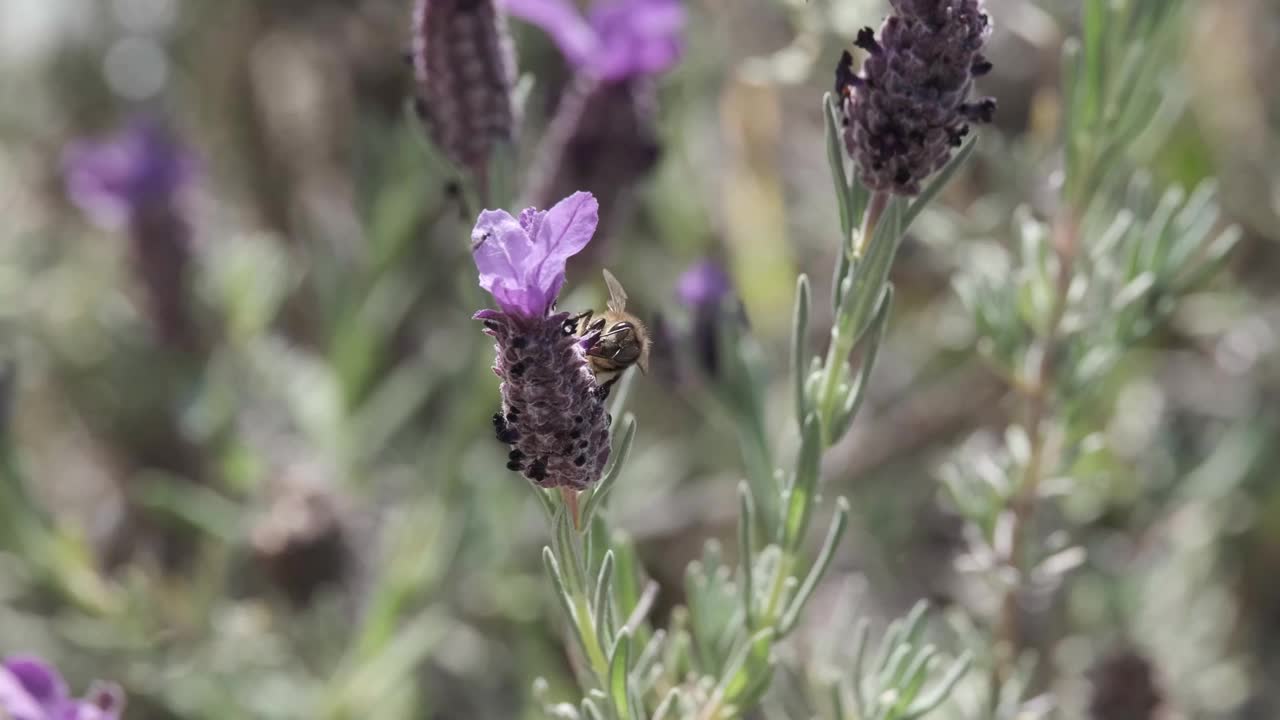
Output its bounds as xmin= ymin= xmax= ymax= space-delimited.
xmin=566 ymin=269 xmax=651 ymax=397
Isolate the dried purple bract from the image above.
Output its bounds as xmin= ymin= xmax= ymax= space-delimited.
xmin=412 ymin=0 xmax=519 ymax=192
xmin=472 ymin=191 xmax=611 ymax=490
xmin=0 ymin=655 xmax=124 ymax=720
xmin=835 ymin=0 xmax=996 ymax=195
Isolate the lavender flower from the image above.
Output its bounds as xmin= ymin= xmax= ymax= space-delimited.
xmin=503 ymin=0 xmax=683 ymax=82
xmin=412 ymin=0 xmax=519 ymax=193
xmin=64 ymin=119 xmax=199 ymax=350
xmin=678 ymin=259 xmax=737 ymax=377
xmin=0 ymin=656 xmax=124 ymax=720
xmin=505 ymin=0 xmax=683 ymax=240
xmin=835 ymin=0 xmax=996 ymax=195
xmin=472 ymin=191 xmax=612 ymax=489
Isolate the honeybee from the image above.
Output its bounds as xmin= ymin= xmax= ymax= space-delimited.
xmin=566 ymin=269 xmax=651 ymax=396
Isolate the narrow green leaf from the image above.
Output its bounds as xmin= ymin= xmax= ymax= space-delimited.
xmin=582 ymin=414 xmax=637 ymax=527
xmin=849 ymin=618 xmax=870 ymax=712
xmin=553 ymin=503 xmax=587 ymax=595
xmin=718 ymin=628 xmax=776 ymax=707
xmin=612 ymin=530 xmax=642 ymax=621
xmin=824 ymin=92 xmax=854 ymax=244
xmin=903 ymin=136 xmax=978 ymax=234
xmin=791 ymin=274 xmax=813 ymax=426
xmin=903 ymin=652 xmax=972 ymax=720
xmin=738 ymin=482 xmax=756 ymax=630
xmin=543 ymin=547 xmax=592 ymax=662
xmin=830 ymin=286 xmax=894 ymax=440
xmin=891 ymin=646 xmax=937 ymax=710
xmin=580 ymin=698 xmax=605 ymax=720
xmin=778 ymin=497 xmax=850 ymax=635
xmin=609 ymin=631 xmax=633 ymax=720
xmin=634 ymin=629 xmax=666 ymax=679
xmin=652 ymin=688 xmax=682 ymax=720
xmin=594 ymin=550 xmax=617 ymax=655
xmin=781 ymin=414 xmax=823 ymax=552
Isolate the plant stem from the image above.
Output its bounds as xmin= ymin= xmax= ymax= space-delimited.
xmin=816 ymin=191 xmax=891 ymax=444
xmin=989 ymin=211 xmax=1078 ymax=708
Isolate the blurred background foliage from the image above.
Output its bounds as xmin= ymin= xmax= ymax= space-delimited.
xmin=1 ymin=0 xmax=1279 ymax=718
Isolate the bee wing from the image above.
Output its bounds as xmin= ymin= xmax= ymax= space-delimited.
xmin=602 ymin=269 xmax=628 ymax=314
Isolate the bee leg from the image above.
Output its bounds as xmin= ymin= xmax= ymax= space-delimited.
xmin=563 ymin=310 xmax=593 ymax=336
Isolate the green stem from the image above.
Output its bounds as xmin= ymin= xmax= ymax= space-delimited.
xmin=816 ymin=191 xmax=891 ymax=444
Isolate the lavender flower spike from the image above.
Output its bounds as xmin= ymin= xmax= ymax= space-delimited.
xmin=835 ymin=0 xmax=996 ymax=195
xmin=472 ymin=191 xmax=612 ymax=490
xmin=64 ymin=119 xmax=200 ymax=350
xmin=0 ymin=655 xmax=124 ymax=720
xmin=412 ymin=0 xmax=519 ymax=193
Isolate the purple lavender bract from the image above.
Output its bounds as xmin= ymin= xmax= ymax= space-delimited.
xmin=835 ymin=0 xmax=996 ymax=195
xmin=472 ymin=191 xmax=611 ymax=489
xmin=0 ymin=656 xmax=124 ymax=720
xmin=505 ymin=0 xmax=684 ymax=236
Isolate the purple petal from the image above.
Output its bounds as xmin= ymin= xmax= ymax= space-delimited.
xmin=501 ymin=0 xmax=598 ymax=67
xmin=528 ymin=191 xmax=599 ymax=307
xmin=677 ymin=259 xmax=732 ymax=309
xmin=63 ymin=118 xmax=194 ymax=230
xmin=472 ymin=208 xmax=543 ymax=316
xmin=588 ymin=0 xmax=685 ymax=80
xmin=1 ymin=656 xmax=68 ymax=720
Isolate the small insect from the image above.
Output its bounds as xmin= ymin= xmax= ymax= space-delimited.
xmin=566 ymin=269 xmax=651 ymax=397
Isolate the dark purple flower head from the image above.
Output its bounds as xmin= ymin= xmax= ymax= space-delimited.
xmin=473 ymin=192 xmax=612 ymax=490
xmin=63 ymin=118 xmax=194 ymax=230
xmin=503 ymin=0 xmax=684 ymax=81
xmin=412 ymin=0 xmax=518 ymax=190
xmin=835 ymin=0 xmax=995 ymax=195
xmin=0 ymin=656 xmax=124 ymax=720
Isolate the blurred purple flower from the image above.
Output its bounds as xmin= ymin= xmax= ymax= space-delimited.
xmin=472 ymin=192 xmax=612 ymax=490
xmin=503 ymin=0 xmax=684 ymax=81
xmin=63 ymin=119 xmax=194 ymax=230
xmin=63 ymin=119 xmax=200 ymax=350
xmin=677 ymin=259 xmax=733 ymax=310
xmin=0 ymin=655 xmax=124 ymax=720
xmin=472 ymin=190 xmax=600 ymax=318
xmin=677 ymin=259 xmax=740 ymax=378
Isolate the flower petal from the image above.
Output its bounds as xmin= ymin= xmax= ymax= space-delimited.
xmin=588 ymin=0 xmax=685 ymax=80
xmin=0 ymin=656 xmax=67 ymax=720
xmin=501 ymin=0 xmax=598 ymax=67
xmin=472 ymin=208 xmax=542 ymax=316
xmin=529 ymin=191 xmax=599 ymax=307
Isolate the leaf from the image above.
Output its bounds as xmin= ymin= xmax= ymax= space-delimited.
xmin=608 ymin=631 xmax=633 ymax=720
xmin=543 ymin=547 xmax=591 ymax=663
xmin=778 ymin=497 xmax=850 ymax=635
xmin=581 ymin=415 xmax=637 ymax=527
xmin=903 ymin=652 xmax=971 ymax=719
xmin=594 ymin=550 xmax=617 ymax=657
xmin=780 ymin=414 xmax=823 ymax=552
xmin=902 ymin=136 xmax=978 ymax=234
xmin=824 ymin=92 xmax=854 ymax=246
xmin=791 ymin=274 xmax=813 ymax=426
xmin=830 ymin=286 xmax=894 ymax=440
xmin=738 ymin=482 xmax=756 ymax=630
xmin=652 ymin=688 xmax=682 ymax=720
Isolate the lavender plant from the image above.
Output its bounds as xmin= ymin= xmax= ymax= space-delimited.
xmin=506 ymin=1 xmax=999 ymax=717
xmin=935 ymin=0 xmax=1240 ymax=716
